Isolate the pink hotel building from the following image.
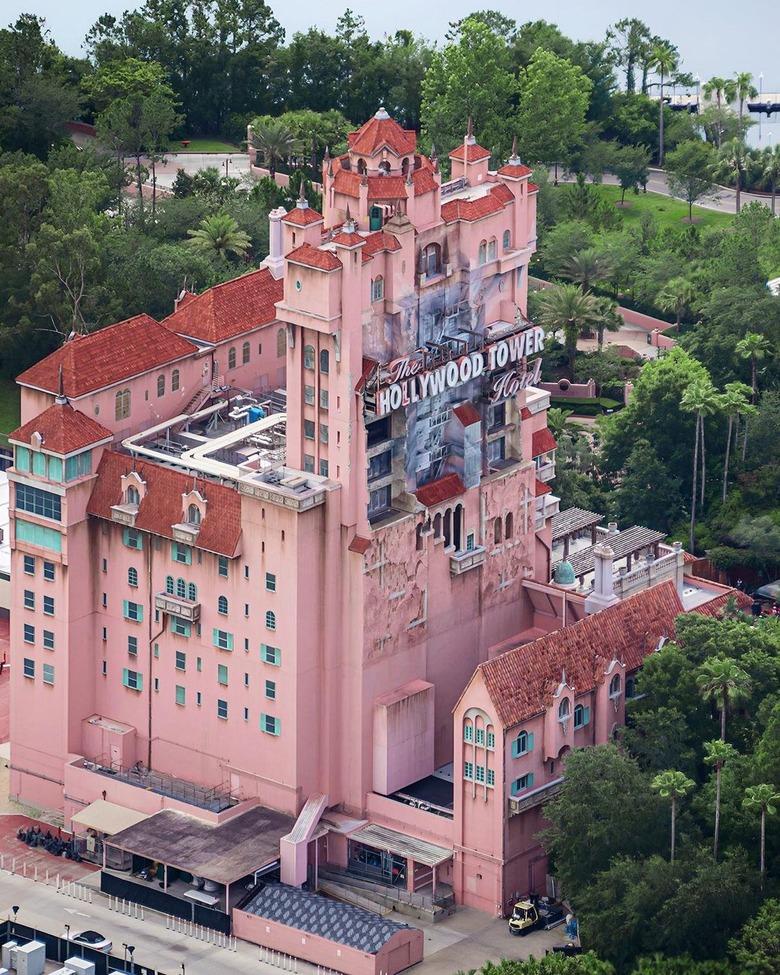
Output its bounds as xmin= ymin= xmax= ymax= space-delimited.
xmin=6 ymin=112 xmax=742 ymax=958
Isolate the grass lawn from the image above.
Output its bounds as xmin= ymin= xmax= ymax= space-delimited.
xmin=167 ymin=137 xmax=242 ymax=153
xmin=0 ymin=378 xmax=20 ymax=446
xmin=557 ymin=183 xmax=733 ymax=231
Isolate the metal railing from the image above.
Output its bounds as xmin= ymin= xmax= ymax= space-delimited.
xmin=82 ymin=756 xmax=236 ymax=812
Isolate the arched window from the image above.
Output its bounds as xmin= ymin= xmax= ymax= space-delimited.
xmin=228 ymin=347 xmax=237 ymax=370
xmin=558 ymin=698 xmax=571 ymax=722
xmin=494 ymin=517 xmax=502 ymax=545
xmin=463 ymin=719 xmax=474 ymax=742
xmin=242 ymin=341 xmax=250 ymax=365
xmin=416 ymin=524 xmax=424 ymax=551
xmin=609 ymin=674 xmax=622 ymax=699
xmin=378 ymin=160 xmax=390 ymax=175
xmin=320 ymin=349 xmax=329 ymax=373
xmin=277 ymin=328 xmax=286 ymax=358
xmin=433 ymin=513 xmax=442 ymax=538
xmin=187 ymin=504 xmax=201 ymax=526
xmin=218 ymin=595 xmax=228 ymax=615
xmin=505 ymin=512 xmax=513 ymax=539
xmin=157 ymin=374 xmax=165 ymax=398
xmin=115 ymin=388 xmax=131 ymax=421
xmin=515 ymin=730 xmax=528 ymax=754
xmin=126 ymin=485 xmax=140 ymax=507
xmin=176 ymin=578 xmax=186 ymax=599
xmin=422 ymin=243 xmax=441 ymax=278
xmin=165 ymin=575 xmax=174 ymax=595
xmin=443 ymin=508 xmax=452 ymax=547
xmin=187 ymin=582 xmax=197 ymax=602
xmin=401 ymin=157 xmax=409 ymax=176
xmin=171 ymin=369 xmax=180 ymax=392
xmin=357 ymin=158 xmax=367 ymax=175
xmin=128 ymin=567 xmax=138 ymax=587
xmin=303 ymin=345 xmax=315 ymax=370
xmin=626 ymin=676 xmax=636 ymax=699
xmin=265 ymin=610 xmax=276 ymax=631
xmin=478 ymin=240 xmax=487 ymax=265
xmin=371 ymin=276 xmax=384 ymax=302
xmin=503 ymin=229 xmax=511 ymax=250
xmin=487 ymin=237 xmax=497 ymax=261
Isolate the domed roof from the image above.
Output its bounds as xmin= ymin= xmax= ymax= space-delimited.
xmin=554 ymin=561 xmax=576 ymax=586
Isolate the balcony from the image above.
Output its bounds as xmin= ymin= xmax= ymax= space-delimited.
xmin=535 ymin=494 xmax=560 ymax=530
xmin=535 ymin=460 xmax=556 ymax=483
xmin=110 ymin=503 xmax=138 ymax=527
xmin=508 ymin=776 xmax=564 ymax=817
xmin=450 ymin=546 xmax=485 ymax=575
xmin=155 ymin=592 xmax=201 ymax=622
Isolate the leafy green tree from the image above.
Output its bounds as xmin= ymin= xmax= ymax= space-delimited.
xmin=546 ymin=407 xmax=574 ymax=440
xmin=729 ymin=899 xmax=780 ymax=975
xmin=712 ymin=139 xmax=757 ymax=213
xmin=702 ymin=77 xmax=737 ymax=147
xmin=249 ymin=118 xmax=300 ymax=178
xmin=718 ymin=382 xmax=755 ymax=501
xmin=743 ymin=784 xmax=779 ymax=888
xmin=630 ymin=957 xmax=733 ymax=975
xmin=186 ymin=213 xmax=250 ymax=260
xmin=656 ymin=277 xmax=695 ymax=333
xmin=733 ymin=71 xmax=758 ymax=125
xmin=680 ymin=376 xmax=720 ymax=549
xmin=613 ymin=144 xmax=651 ymax=204
xmin=592 ymin=296 xmax=624 ymax=351
xmin=665 ymin=141 xmax=716 ymax=221
xmin=533 ymin=282 xmax=600 ymax=378
xmin=517 ymin=48 xmax=592 ymax=168
xmin=704 ymin=739 xmax=738 ymax=860
xmin=562 ymin=248 xmax=612 ymax=293
xmin=580 ymin=140 xmax=619 ymax=184
xmin=606 ymin=18 xmax=651 ymax=93
xmin=697 ymin=656 xmax=751 ymax=744
xmin=735 ymin=332 xmax=771 ymax=404
xmin=652 ymin=770 xmax=695 ymax=862
xmin=611 ymin=439 xmax=683 ymax=533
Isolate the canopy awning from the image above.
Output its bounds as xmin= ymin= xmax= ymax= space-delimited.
xmin=349 ymin=823 xmax=452 ymax=867
xmin=71 ymin=800 xmax=150 ymax=836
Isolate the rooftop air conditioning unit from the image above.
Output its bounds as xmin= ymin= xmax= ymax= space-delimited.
xmin=1 ymin=943 xmax=17 ymax=970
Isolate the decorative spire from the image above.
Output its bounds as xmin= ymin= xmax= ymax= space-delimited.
xmin=466 ymin=115 xmax=475 ymax=144
xmin=344 ymin=203 xmax=356 ymax=233
xmin=508 ymin=135 xmax=522 ymax=167
xmin=327 ymin=156 xmax=334 ymax=178
xmin=297 ymin=178 xmax=308 ymax=209
xmin=55 ymin=364 xmax=67 ymax=405
xmin=324 ymin=145 xmax=330 ymax=160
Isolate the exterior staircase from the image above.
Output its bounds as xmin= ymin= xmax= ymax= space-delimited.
xmin=183 ymin=378 xmax=224 ymax=415
xmin=317 ymin=868 xmax=455 ymax=923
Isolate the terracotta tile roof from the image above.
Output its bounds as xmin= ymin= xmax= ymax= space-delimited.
xmin=532 ymin=428 xmax=557 ymax=456
xmin=362 ymin=231 xmax=401 ymax=257
xmin=87 ymin=451 xmax=241 ymax=557
xmin=496 ymin=162 xmax=533 ymax=179
xmin=449 ymin=142 xmax=491 ymax=162
xmin=415 ymin=473 xmax=466 ymax=508
xmin=453 ymin=403 xmax=481 ymax=426
xmin=282 ymin=206 xmax=323 ymax=226
xmin=528 ymin=182 xmax=539 ymax=193
xmin=332 ymin=169 xmax=361 ymax=198
xmin=683 ymin=551 xmax=697 ymax=564
xmin=162 ymin=268 xmax=282 ymax=344
xmin=535 ymin=479 xmax=552 ymax=497
xmin=332 ymin=231 xmax=365 ymax=248
xmin=177 ymin=291 xmax=197 ymax=308
xmin=412 ymin=167 xmax=438 ymax=196
xmin=690 ymin=588 xmax=752 ymax=617
xmin=440 ymin=194 xmax=505 ymax=224
xmin=348 ymin=115 xmax=417 ymax=156
xmin=9 ymin=403 xmax=112 ymax=454
xmin=17 ymin=316 xmax=198 ymax=398
xmin=611 ymin=344 xmax=640 ymax=360
xmin=348 ymin=535 xmax=372 ymax=555
xmin=490 ymin=183 xmax=515 ymax=205
xmin=520 ymin=407 xmax=533 ymax=420
xmin=479 ymin=581 xmax=684 ymax=728
xmin=286 ymin=243 xmax=342 ymax=272
xmin=367 ymin=176 xmax=407 ymax=201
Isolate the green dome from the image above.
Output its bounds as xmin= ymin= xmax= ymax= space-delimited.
xmin=554 ymin=560 xmax=576 ymax=586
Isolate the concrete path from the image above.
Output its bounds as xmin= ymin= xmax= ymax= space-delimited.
xmin=149 ymin=152 xmax=252 ymax=191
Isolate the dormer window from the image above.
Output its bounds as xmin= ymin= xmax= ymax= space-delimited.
xmin=378 ymin=160 xmax=390 ymax=175
xmin=126 ymin=486 xmax=140 ymax=507
xmin=187 ymin=504 xmax=201 ymax=527
xmin=609 ymin=674 xmax=622 ymax=700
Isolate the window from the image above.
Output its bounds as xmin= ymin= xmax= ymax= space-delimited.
xmin=157 ymin=374 xmax=165 ymax=397
xmin=217 ymin=699 xmax=228 ymax=719
xmin=505 ymin=513 xmax=513 ymax=539
xmin=43 ymin=595 xmax=54 ymax=616
xmin=15 ymin=446 xmax=30 ymax=472
xmin=368 ymin=450 xmax=392 ymax=482
xmin=320 ymin=349 xmax=329 ymax=373
xmin=368 ymin=485 xmax=391 ymax=518
xmin=15 ymin=484 xmax=61 ymax=521
xmin=357 ymin=158 xmax=367 ymax=175
xmin=494 ymin=518 xmax=502 ymax=545
xmin=171 ymin=369 xmax=180 ymax=392
xmin=265 ymin=679 xmax=276 ymax=700
xmin=558 ymin=698 xmax=571 ymax=722
xmin=43 ymin=561 xmax=55 ymax=581
xmin=172 ymin=542 xmax=191 ymax=565
xmin=512 ymin=773 xmax=535 ymax=795
xmin=304 ymin=384 xmax=315 ymax=406
xmin=265 ymin=610 xmax=276 ymax=631
xmin=122 ymin=668 xmax=142 ymax=691
xmin=32 ymin=451 xmax=46 ymax=476
xmin=464 ymin=722 xmax=473 ymax=742
xmin=487 ymin=237 xmax=497 ymax=261
xmin=217 ymin=663 xmax=229 ymax=686
xmin=23 ymin=658 xmax=35 ymax=679
xmin=115 ymin=388 xmax=131 ymax=421
xmin=176 ymin=577 xmax=186 ymax=599
xmin=487 ymin=437 xmax=505 ymax=465
xmin=265 ymin=573 xmax=276 ymax=592
xmin=242 ymin=341 xmax=250 ymax=365
xmin=503 ymin=229 xmax=511 ymax=250
xmin=609 ymin=674 xmax=622 ymax=699
xmin=172 ymin=618 xmax=191 ymax=637
xmin=175 ymin=650 xmax=186 ymax=671
xmin=475 ymin=765 xmax=486 ymax=783
xmin=123 ymin=528 xmax=143 ymax=550
xmin=303 ymin=345 xmax=315 ymax=370
xmin=261 ymin=644 xmax=281 ymax=665
xmin=218 ymin=555 xmax=228 ymax=578
xmin=43 ymin=629 xmax=54 ymax=650
xmin=244 ymin=671 xmax=249 ymax=687
xmin=475 ymin=727 xmax=485 ymax=745
xmin=23 ymin=555 xmax=35 ymax=576
xmin=187 ymin=504 xmax=201 ymax=527
xmin=303 ymin=455 xmax=314 ymax=473
xmin=371 ymin=276 xmax=384 ymax=302
xmin=422 ymin=243 xmax=441 ymax=277
xmin=196 ymin=691 xmax=202 ymax=707
xmin=464 ymin=761 xmax=474 ymax=780
xmin=487 ymin=768 xmax=495 ymax=787
xmin=187 ymin=582 xmax=197 ymax=601
xmin=123 ymin=600 xmax=143 ymax=623
xmin=175 ymin=685 xmax=186 ymax=706
xmin=574 ymin=704 xmax=591 ymax=729
xmin=277 ymin=328 xmax=286 ymax=358
xmin=165 ymin=575 xmax=175 ymax=595
xmin=478 ymin=240 xmax=487 ymax=265
xmin=15 ymin=519 xmax=61 ymax=553
xmin=261 ymin=713 xmax=280 ymax=736
xmin=23 ymin=589 xmax=35 ymax=610
xmin=626 ymin=676 xmax=637 ymax=699
xmin=101 ymin=660 xmax=107 ymax=676
xmin=304 ymin=420 xmax=315 ymax=440
xmin=128 ymin=636 xmax=138 ymax=656
xmin=65 ymin=451 xmax=92 ymax=481
xmin=319 ymin=460 xmax=329 ymax=477
xmin=218 ymin=595 xmax=228 ymax=615
xmin=43 ymin=663 xmax=55 ymax=685
xmin=319 ymin=388 xmax=329 ymax=410
xmin=487 ymin=730 xmax=495 ymax=749
xmin=228 ymin=347 xmax=237 ymax=369
xmin=320 ymin=424 xmax=328 ymax=444
xmin=126 ymin=485 xmax=140 ymax=507
xmin=512 ymin=730 xmax=534 ymax=757
xmin=128 ymin=567 xmax=138 ymax=587
xmin=213 ymin=628 xmax=234 ymax=651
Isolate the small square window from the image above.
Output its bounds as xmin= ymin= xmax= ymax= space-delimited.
xmin=128 ymin=636 xmax=138 ymax=656
xmin=23 ymin=658 xmax=35 ymax=679
xmin=172 ymin=542 xmax=192 ymax=565
xmin=265 ymin=679 xmax=276 ymax=700
xmin=303 ymin=420 xmax=315 ymax=440
xmin=43 ymin=629 xmax=54 ymax=650
xmin=43 ymin=595 xmax=54 ymax=616
xmin=217 ymin=699 xmax=228 ymax=720
xmin=175 ymin=685 xmax=186 ymax=706
xmin=23 ymin=623 xmax=35 ymax=644
xmin=23 ymin=590 xmax=35 ymax=610
xmin=43 ymin=561 xmax=55 ymax=581
xmin=261 ymin=713 xmax=280 ymax=736
xmin=218 ymin=663 xmax=229 ymax=686
xmin=261 ymin=644 xmax=281 ymax=666
xmin=172 ymin=617 xmax=191 ymax=637
xmin=265 ymin=573 xmax=276 ymax=592
xmin=23 ymin=555 xmax=35 ymax=575
xmin=218 ymin=556 xmax=229 ymax=578
xmin=303 ymin=454 xmax=315 ymax=473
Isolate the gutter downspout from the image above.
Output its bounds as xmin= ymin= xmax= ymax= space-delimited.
xmin=147 ymin=534 xmax=165 ymax=770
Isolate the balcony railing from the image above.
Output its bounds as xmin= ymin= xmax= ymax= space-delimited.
xmin=450 ymin=546 xmax=486 ymax=575
xmin=508 ymin=776 xmax=564 ymax=817
xmin=155 ymin=592 xmax=201 ymax=621
xmin=82 ymin=756 xmax=236 ymax=812
xmin=535 ymin=461 xmax=556 ymax=483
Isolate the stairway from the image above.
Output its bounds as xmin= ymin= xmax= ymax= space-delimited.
xmin=317 ymin=868 xmax=455 ymax=923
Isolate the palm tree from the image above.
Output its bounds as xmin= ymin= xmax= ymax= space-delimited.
xmin=736 ymin=332 xmax=771 ymax=404
xmin=719 ymin=382 xmax=755 ymax=501
xmin=657 ymin=277 xmax=695 ymax=333
xmin=712 ymin=139 xmax=755 ymax=214
xmin=186 ymin=214 xmax=251 ymax=260
xmin=743 ymin=784 xmax=779 ymax=889
xmin=546 ymin=407 xmax=574 ymax=441
xmin=592 ymin=296 xmax=623 ymax=350
xmin=696 ymin=656 xmax=751 ymax=742
xmin=761 ymin=144 xmax=780 ymax=215
xmin=534 ymin=283 xmax=600 ymax=380
xmin=250 ymin=118 xmax=301 ymax=179
xmin=704 ymin=739 xmax=737 ymax=861
xmin=703 ymin=76 xmax=737 ymax=147
xmin=651 ymin=42 xmax=678 ymax=166
xmin=733 ymin=72 xmax=758 ymax=126
xmin=680 ymin=377 xmax=719 ymax=550
xmin=562 ymin=248 xmax=612 ymax=293
xmin=652 ymin=770 xmax=695 ymax=863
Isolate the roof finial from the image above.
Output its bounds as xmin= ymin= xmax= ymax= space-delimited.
xmin=466 ymin=115 xmax=474 ymax=143
xmin=297 ymin=178 xmax=308 ymax=209
xmin=345 ymin=203 xmax=355 ymax=233
xmin=324 ymin=145 xmax=330 ymax=160
xmin=375 ymin=106 xmax=390 ymax=120
xmin=511 ymin=135 xmax=517 ymax=158
xmin=55 ymin=364 xmax=67 ymax=405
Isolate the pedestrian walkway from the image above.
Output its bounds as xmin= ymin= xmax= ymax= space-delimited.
xmin=0 ymin=816 xmax=97 ymax=885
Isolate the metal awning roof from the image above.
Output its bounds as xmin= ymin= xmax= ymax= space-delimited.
xmin=559 ymin=526 xmax=666 ymax=577
xmin=349 ymin=824 xmax=452 ymax=867
xmin=71 ymin=800 xmax=150 ymax=836
xmin=551 ymin=507 xmax=603 ymax=541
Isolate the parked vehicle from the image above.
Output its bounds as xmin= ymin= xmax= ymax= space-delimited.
xmin=508 ymin=896 xmax=566 ymax=936
xmin=63 ymin=930 xmax=113 ymax=953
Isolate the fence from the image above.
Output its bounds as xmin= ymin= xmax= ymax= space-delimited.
xmin=101 ymin=870 xmax=232 ymax=934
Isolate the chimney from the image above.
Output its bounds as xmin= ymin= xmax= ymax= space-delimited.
xmin=263 ymin=206 xmax=287 ymax=279
xmin=585 ymin=544 xmax=621 ymax=614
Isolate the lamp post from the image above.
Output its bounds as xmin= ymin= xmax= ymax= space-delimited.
xmin=64 ymin=922 xmax=70 ymax=961
xmin=759 ymin=73 xmax=764 ymax=141
xmin=128 ymin=944 xmax=136 ymax=974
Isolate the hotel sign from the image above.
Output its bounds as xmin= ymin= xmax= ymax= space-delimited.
xmin=375 ymin=325 xmax=545 ymax=416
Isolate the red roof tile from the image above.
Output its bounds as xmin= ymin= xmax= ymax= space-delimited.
xmin=440 ymin=194 xmax=506 ymax=224
xmin=412 ymin=167 xmax=438 ymax=196
xmin=496 ymin=162 xmax=533 ymax=179
xmin=535 ymin=479 xmax=552 ymax=497
xmin=87 ymin=451 xmax=241 ymax=557
xmin=282 ymin=206 xmax=323 ymax=226
xmin=362 ymin=231 xmax=401 ymax=258
xmin=367 ymin=176 xmax=407 ymax=201
xmin=348 ymin=535 xmax=372 ymax=555
xmin=480 ymin=582 xmax=684 ymax=728
xmin=532 ymin=428 xmax=557 ymax=456
xmin=332 ymin=231 xmax=365 ymax=248
xmin=162 ymin=268 xmax=282 ymax=344
xmin=690 ymin=588 xmax=752 ymax=617
xmin=520 ymin=407 xmax=533 ymax=420
xmin=453 ymin=403 xmax=481 ymax=427
xmin=490 ymin=183 xmax=515 ymax=205
xmin=415 ymin=473 xmax=466 ymax=508
xmin=17 ymin=316 xmax=198 ymax=398
xmin=9 ymin=403 xmax=112 ymax=454
xmin=332 ymin=169 xmax=361 ymax=198
xmin=528 ymin=182 xmax=539 ymax=193
xmin=286 ymin=243 xmax=342 ymax=272
xmin=348 ymin=115 xmax=417 ymax=157
xmin=449 ymin=142 xmax=491 ymax=162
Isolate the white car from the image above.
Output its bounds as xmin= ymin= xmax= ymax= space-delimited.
xmin=63 ymin=929 xmax=113 ymax=953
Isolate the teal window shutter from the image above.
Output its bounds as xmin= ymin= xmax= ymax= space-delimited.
xmin=122 ymin=667 xmax=128 ymax=686
xmin=123 ymin=599 xmax=129 ymax=618
xmin=226 ymin=632 xmax=234 ymax=651
xmin=511 ymin=738 xmax=518 ymax=758
xmin=48 ymin=457 xmax=63 ymax=482
xmin=15 ymin=446 xmax=30 ymax=472
xmin=583 ymin=706 xmax=590 ymax=726
xmin=32 ymin=451 xmax=46 ymax=476
xmin=212 ymin=628 xmax=220 ymax=647
xmin=528 ymin=772 xmax=535 ymax=788
xmin=527 ymin=732 xmax=534 ymax=752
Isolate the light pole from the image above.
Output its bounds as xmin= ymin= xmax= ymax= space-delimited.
xmin=128 ymin=944 xmax=136 ymax=974
xmin=759 ymin=73 xmax=764 ymax=141
xmin=64 ymin=922 xmax=70 ymax=961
